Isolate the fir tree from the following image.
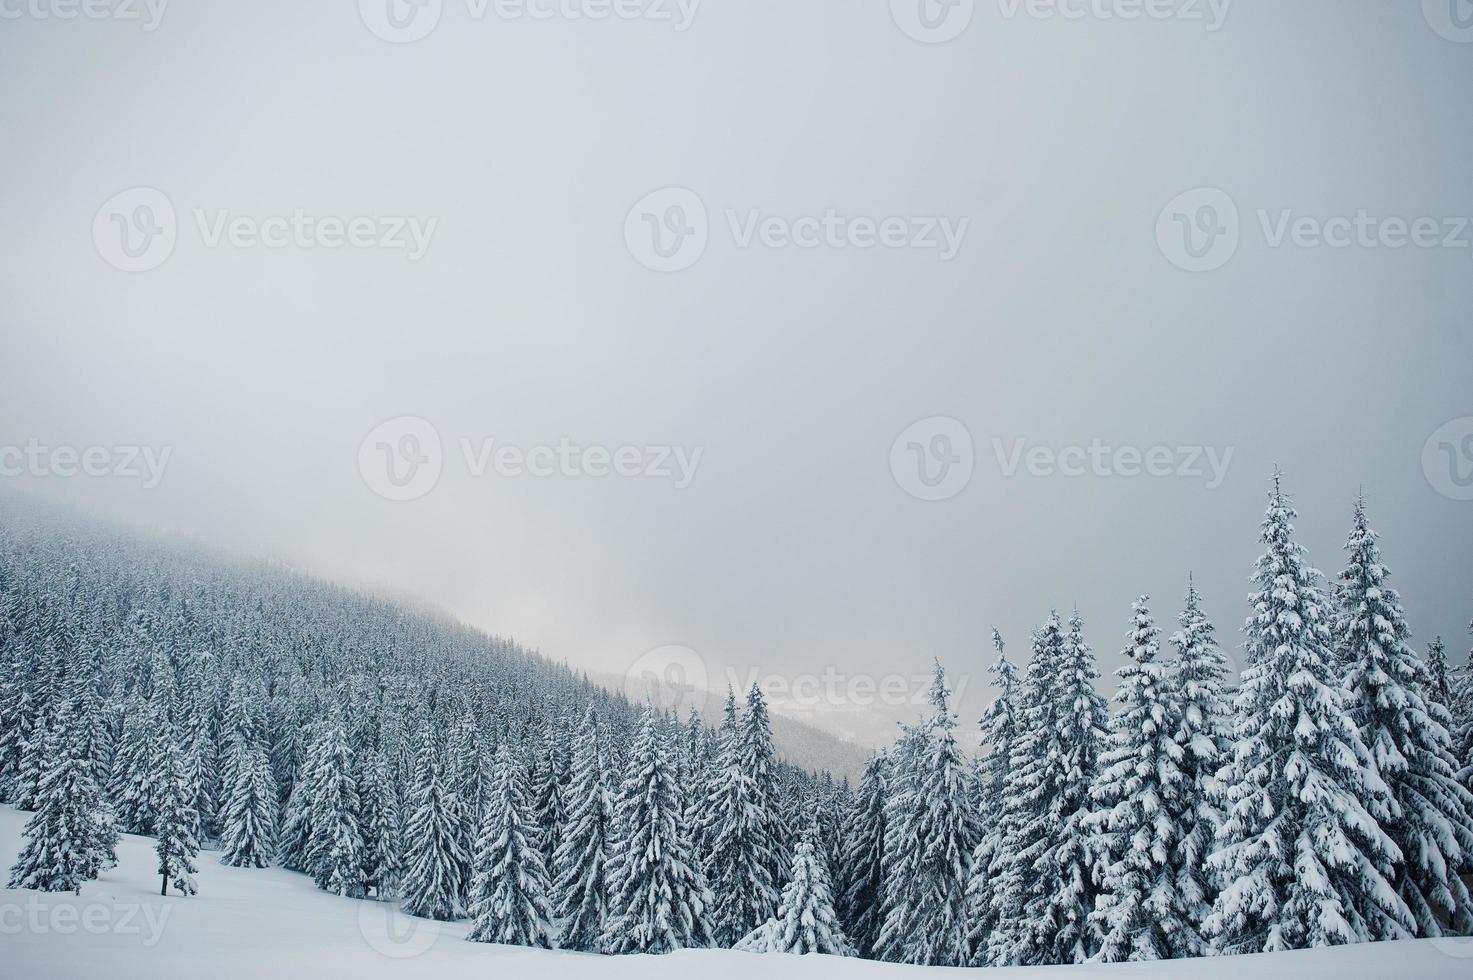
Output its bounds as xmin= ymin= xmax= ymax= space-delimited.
xmin=873 ymin=662 xmax=976 ymax=966
xmin=838 ymin=752 xmax=887 ymax=957
xmin=155 ymin=722 xmax=200 ymax=897
xmin=1088 ymin=596 xmax=1196 ymax=960
xmin=964 ymin=628 xmax=1017 ymax=963
xmin=1205 ymin=474 xmax=1414 ymax=953
xmin=466 ymin=744 xmax=557 ymax=948
xmin=553 ymin=704 xmax=613 ymax=951
xmin=1426 ymin=637 xmax=1453 ymax=713
xmin=1334 ymin=496 xmax=1473 ymax=935
xmin=601 ymin=706 xmax=713 ymax=954
xmin=305 ymin=709 xmax=365 ymax=897
xmin=737 ymin=819 xmax=854 ymax=956
xmin=400 ymin=728 xmax=469 ymax=921
xmin=219 ymin=731 xmax=279 ymax=868
xmin=359 ymin=749 xmax=402 ymax=899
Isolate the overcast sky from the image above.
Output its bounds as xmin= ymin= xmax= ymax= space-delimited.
xmin=2 ymin=2 xmax=1470 ymax=747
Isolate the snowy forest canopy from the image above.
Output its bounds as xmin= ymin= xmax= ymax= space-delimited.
xmin=2 ymin=474 xmax=1472 ymax=967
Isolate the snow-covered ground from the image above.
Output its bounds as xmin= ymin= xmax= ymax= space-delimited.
xmin=2 ymin=805 xmax=1467 ymax=979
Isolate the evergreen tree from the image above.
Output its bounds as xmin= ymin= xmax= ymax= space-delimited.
xmin=466 ymin=744 xmax=557 ymax=948
xmin=155 ymin=722 xmax=200 ymax=897
xmin=219 ymin=731 xmax=279 ymax=868
xmin=873 ymin=662 xmax=976 ymax=966
xmin=1334 ymin=497 xmax=1473 ymax=935
xmin=838 ymin=752 xmax=887 ymax=957
xmin=8 ymin=704 xmax=115 ymax=892
xmin=531 ymin=726 xmax=569 ymax=869
xmin=553 ymin=704 xmax=613 ymax=951
xmin=601 ymin=706 xmax=713 ymax=954
xmin=737 ymin=820 xmax=854 ymax=956
xmin=359 ymin=749 xmax=402 ymax=899
xmin=1426 ymin=637 xmax=1453 ymax=713
xmin=400 ymin=727 xmax=469 ymax=921
xmin=1205 ymin=474 xmax=1414 ymax=953
xmin=1168 ymin=577 xmax=1233 ymax=940
xmin=964 ymin=628 xmax=1017 ymax=963
xmin=305 ymin=709 xmax=365 ymax=897
xmin=1087 ymin=596 xmax=1196 ymax=960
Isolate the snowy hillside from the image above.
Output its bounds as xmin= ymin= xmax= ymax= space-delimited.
xmin=3 ymin=805 xmax=1465 ymax=978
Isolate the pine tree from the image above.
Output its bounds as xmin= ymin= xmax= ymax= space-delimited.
xmin=1334 ymin=496 xmax=1473 ymax=935
xmin=553 ymin=704 xmax=613 ymax=951
xmin=359 ymin=749 xmax=402 ymax=899
xmin=1426 ymin=637 xmax=1453 ymax=713
xmin=1088 ymin=596 xmax=1196 ymax=961
xmin=1168 ymin=577 xmax=1233 ymax=940
xmin=8 ymin=704 xmax=115 ymax=892
xmin=400 ymin=727 xmax=469 ymax=921
xmin=737 ymin=820 xmax=855 ymax=956
xmin=601 ymin=706 xmax=713 ymax=954
xmin=155 ymin=722 xmax=200 ymax=897
xmin=964 ymin=628 xmax=1017 ymax=963
xmin=838 ymin=752 xmax=887 ymax=957
xmin=1205 ymin=474 xmax=1414 ymax=953
xmin=873 ymin=661 xmax=976 ymax=966
xmin=531 ymin=727 xmax=569 ymax=869
xmin=703 ymin=684 xmax=784 ymax=945
xmin=466 ymin=744 xmax=557 ymax=948
xmin=219 ymin=731 xmax=279 ymax=868
xmin=1029 ymin=609 xmax=1107 ymax=964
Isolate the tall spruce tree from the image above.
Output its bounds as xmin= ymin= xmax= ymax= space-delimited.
xmin=466 ymin=744 xmax=557 ymax=948
xmin=305 ymin=709 xmax=365 ymax=897
xmin=1088 ymin=596 xmax=1196 ymax=961
xmin=964 ymin=628 xmax=1019 ymax=964
xmin=400 ymin=727 xmax=469 ymax=921
xmin=358 ymin=749 xmax=402 ymax=899
xmin=1205 ymin=474 xmax=1414 ymax=953
xmin=219 ymin=731 xmax=279 ymax=868
xmin=155 ymin=722 xmax=200 ymax=897
xmin=1334 ymin=496 xmax=1473 ymax=935
xmin=873 ymin=662 xmax=976 ymax=966
xmin=838 ymin=752 xmax=887 ymax=957
xmin=737 ymin=819 xmax=855 ymax=956
xmin=553 ymin=704 xmax=613 ymax=951
xmin=601 ymin=706 xmax=713 ymax=954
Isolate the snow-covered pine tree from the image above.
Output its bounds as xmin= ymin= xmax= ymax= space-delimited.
xmin=358 ymin=748 xmax=402 ymax=899
xmin=305 ymin=708 xmax=365 ymax=897
xmin=703 ymin=685 xmax=784 ymax=945
xmin=1426 ymin=637 xmax=1453 ymax=714
xmin=1029 ymin=609 xmax=1108 ymax=964
xmin=531 ymin=724 xmax=569 ymax=869
xmin=601 ymin=705 xmax=713 ymax=954
xmin=219 ymin=730 xmax=279 ymax=868
xmin=1167 ymin=576 xmax=1233 ymax=940
xmin=400 ymin=727 xmax=469 ymax=921
xmin=873 ymin=661 xmax=976 ymax=966
xmin=1334 ymin=496 xmax=1473 ymax=935
xmin=446 ymin=706 xmax=484 ymax=906
xmin=276 ymin=721 xmax=324 ymax=873
xmin=8 ymin=703 xmax=114 ymax=892
xmin=964 ymin=628 xmax=1017 ymax=964
xmin=155 ymin=721 xmax=200 ymax=897
xmin=110 ymin=687 xmax=165 ymax=835
xmin=553 ymin=704 xmax=613 ymax=951
xmin=737 ymin=818 xmax=855 ymax=956
xmin=1205 ymin=474 xmax=1414 ymax=953
xmin=838 ymin=751 xmax=887 ymax=957
xmin=985 ymin=615 xmax=1063 ymax=967
xmin=466 ymin=743 xmax=557 ymax=948
xmin=1087 ymin=596 xmax=1196 ymax=961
